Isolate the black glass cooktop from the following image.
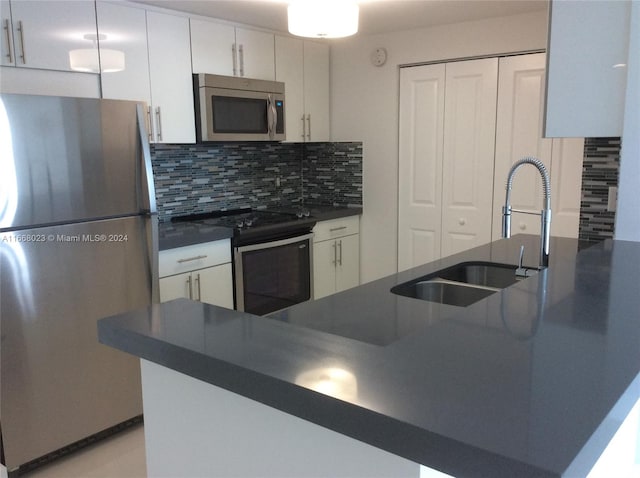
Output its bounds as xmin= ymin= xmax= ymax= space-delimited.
xmin=171 ymin=209 xmax=316 ymax=244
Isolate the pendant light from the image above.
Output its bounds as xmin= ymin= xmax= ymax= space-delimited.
xmin=288 ymin=0 xmax=359 ymax=39
xmin=69 ymin=34 xmax=125 ymax=73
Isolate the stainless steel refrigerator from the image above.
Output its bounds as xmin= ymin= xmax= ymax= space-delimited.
xmin=0 ymin=94 xmax=159 ymax=472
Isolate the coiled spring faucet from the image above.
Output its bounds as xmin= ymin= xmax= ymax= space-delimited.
xmin=502 ymin=157 xmax=551 ymax=269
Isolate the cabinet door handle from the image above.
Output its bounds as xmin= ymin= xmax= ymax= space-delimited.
xmin=177 ymin=254 xmax=208 ymax=263
xmin=16 ymin=20 xmax=25 ymax=64
xmin=147 ymin=106 xmax=154 ymax=142
xmin=329 ymin=226 xmax=347 ymax=232
xmin=232 ymin=43 xmax=237 ymax=76
xmin=338 ymin=240 xmax=343 ymax=266
xmin=155 ymin=106 xmax=162 ymax=142
xmin=187 ymin=275 xmax=193 ymax=300
xmin=301 ymin=115 xmax=306 ymax=139
xmin=332 ymin=241 xmax=337 ymax=265
xmin=195 ymin=273 xmax=201 ymax=301
xmin=3 ymin=19 xmax=13 ymax=63
xmin=306 ymin=114 xmax=311 ymax=140
xmin=238 ymin=44 xmax=244 ymax=77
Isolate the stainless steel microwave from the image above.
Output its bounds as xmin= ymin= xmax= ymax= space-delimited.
xmin=194 ymin=73 xmax=285 ymax=142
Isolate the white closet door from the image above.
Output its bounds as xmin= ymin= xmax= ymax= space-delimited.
xmin=398 ymin=64 xmax=445 ymax=271
xmin=493 ymin=53 xmax=553 ymax=242
xmin=441 ymin=58 xmax=498 ymax=258
xmin=550 ymin=138 xmax=584 ymax=238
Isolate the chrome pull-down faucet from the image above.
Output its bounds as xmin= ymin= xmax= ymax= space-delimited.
xmin=502 ymin=157 xmax=551 ymax=269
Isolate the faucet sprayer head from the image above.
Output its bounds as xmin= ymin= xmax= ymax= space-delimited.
xmin=502 ymin=205 xmax=512 ymax=238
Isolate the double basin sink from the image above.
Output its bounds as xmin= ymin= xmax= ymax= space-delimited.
xmin=391 ymin=262 xmax=535 ymax=307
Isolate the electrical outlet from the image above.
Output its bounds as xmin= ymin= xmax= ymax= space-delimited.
xmin=607 ymin=186 xmax=618 ymax=212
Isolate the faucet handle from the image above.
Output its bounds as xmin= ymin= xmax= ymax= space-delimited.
xmin=518 ymin=245 xmax=524 ymax=268
xmin=516 ymin=245 xmax=528 ymax=278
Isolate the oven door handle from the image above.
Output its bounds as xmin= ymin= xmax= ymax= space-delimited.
xmin=234 ymin=232 xmax=314 ymax=254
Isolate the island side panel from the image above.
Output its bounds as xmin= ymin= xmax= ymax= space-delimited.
xmin=140 ymin=359 xmax=423 ymax=478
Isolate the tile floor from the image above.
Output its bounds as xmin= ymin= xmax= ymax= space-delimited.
xmin=22 ymin=424 xmax=146 ymax=478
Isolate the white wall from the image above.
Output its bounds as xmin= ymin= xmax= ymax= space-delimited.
xmin=615 ymin=1 xmax=640 ymax=242
xmin=330 ymin=10 xmax=549 ymax=284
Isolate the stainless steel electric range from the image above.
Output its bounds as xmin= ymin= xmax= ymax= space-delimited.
xmin=172 ymin=209 xmax=316 ymax=315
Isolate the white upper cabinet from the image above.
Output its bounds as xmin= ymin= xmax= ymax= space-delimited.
xmin=275 ymin=36 xmax=329 ymax=142
xmin=545 ymin=0 xmax=631 ymax=137
xmin=96 ymin=2 xmax=151 ymax=103
xmin=235 ymin=27 xmax=275 ymax=80
xmin=275 ymin=35 xmax=304 ymax=141
xmin=1 ymin=0 xmax=14 ymax=66
xmin=190 ymin=19 xmax=235 ymax=76
xmin=2 ymin=0 xmax=97 ymax=71
xmin=146 ymin=11 xmax=195 ymax=144
xmin=190 ymin=18 xmax=275 ymax=80
xmin=303 ymin=40 xmax=330 ymax=142
xmin=97 ymin=4 xmax=194 ymax=144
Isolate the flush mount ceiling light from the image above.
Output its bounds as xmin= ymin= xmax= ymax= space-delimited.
xmin=288 ymin=0 xmax=359 ymax=38
xmin=69 ymin=34 xmax=125 ymax=73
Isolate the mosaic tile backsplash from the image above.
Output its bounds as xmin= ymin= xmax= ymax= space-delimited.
xmin=151 ymin=142 xmax=363 ymax=221
xmin=579 ymin=137 xmax=621 ymax=243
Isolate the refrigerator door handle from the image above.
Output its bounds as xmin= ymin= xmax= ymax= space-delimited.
xmin=137 ymin=104 xmax=160 ymax=304
xmin=137 ymin=104 xmax=157 ymax=216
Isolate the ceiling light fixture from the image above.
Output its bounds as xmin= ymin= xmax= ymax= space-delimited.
xmin=288 ymin=0 xmax=359 ymax=39
xmin=69 ymin=34 xmax=125 ymax=73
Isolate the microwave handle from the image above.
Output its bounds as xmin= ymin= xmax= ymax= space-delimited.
xmin=267 ymin=94 xmax=277 ymax=140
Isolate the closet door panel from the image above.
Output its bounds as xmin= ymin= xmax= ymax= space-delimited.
xmin=441 ymin=58 xmax=498 ymax=258
xmin=493 ymin=53 xmax=553 ymax=241
xmin=398 ymin=64 xmax=445 ymax=271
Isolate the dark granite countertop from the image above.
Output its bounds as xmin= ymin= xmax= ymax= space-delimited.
xmin=158 ymin=221 xmax=233 ymax=251
xmin=304 ymin=204 xmax=362 ymax=222
xmin=158 ymin=206 xmax=361 ymax=250
xmin=98 ymin=235 xmax=640 ymax=477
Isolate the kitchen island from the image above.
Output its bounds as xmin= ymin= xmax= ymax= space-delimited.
xmin=98 ymin=235 xmax=640 ymax=477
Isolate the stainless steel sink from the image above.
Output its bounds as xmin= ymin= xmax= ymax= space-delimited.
xmin=393 ymin=279 xmax=497 ymax=307
xmin=437 ymin=262 xmax=519 ymax=289
xmin=391 ymin=261 xmax=524 ymax=307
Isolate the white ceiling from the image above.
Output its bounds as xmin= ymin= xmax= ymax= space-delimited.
xmin=130 ymin=0 xmax=548 ymax=36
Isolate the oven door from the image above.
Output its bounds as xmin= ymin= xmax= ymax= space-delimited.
xmin=199 ymin=87 xmax=285 ymax=141
xmin=234 ymin=233 xmax=313 ymax=316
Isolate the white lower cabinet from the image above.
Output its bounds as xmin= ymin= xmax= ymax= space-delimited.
xmin=159 ymin=239 xmax=233 ymax=309
xmin=313 ymin=217 xmax=360 ymax=300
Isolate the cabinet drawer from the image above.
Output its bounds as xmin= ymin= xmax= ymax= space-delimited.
xmin=313 ymin=216 xmax=360 ymax=243
xmin=159 ymin=240 xmax=231 ymax=277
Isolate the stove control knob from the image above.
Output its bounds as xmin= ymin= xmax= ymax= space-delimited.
xmin=245 ymin=219 xmax=254 ymax=227
xmin=296 ymin=211 xmax=304 ymax=219
xmin=236 ymin=221 xmax=245 ymax=228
